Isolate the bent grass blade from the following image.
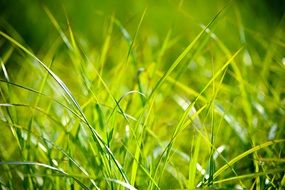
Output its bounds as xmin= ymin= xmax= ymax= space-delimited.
xmin=0 ymin=31 xmax=133 ymax=186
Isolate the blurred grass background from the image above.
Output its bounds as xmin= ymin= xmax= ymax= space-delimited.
xmin=1 ymin=0 xmax=284 ymax=49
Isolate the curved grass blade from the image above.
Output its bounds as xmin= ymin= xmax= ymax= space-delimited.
xmin=213 ymin=139 xmax=285 ymax=180
xmin=0 ymin=79 xmax=86 ymax=123
xmin=107 ymin=90 xmax=146 ymax=123
xmin=0 ymin=103 xmax=68 ymax=129
xmin=105 ymin=178 xmax=137 ymax=190
xmin=1 ymin=122 xmax=99 ymax=189
xmin=149 ymin=46 xmax=243 ymax=189
xmin=148 ymin=8 xmax=222 ymax=101
xmin=0 ymin=161 xmax=89 ymax=190
xmin=213 ymin=168 xmax=285 ymax=185
xmin=0 ymin=79 xmax=45 ymax=95
xmin=0 ymin=31 xmax=132 ymax=186
xmin=156 ymin=71 xmax=207 ymax=103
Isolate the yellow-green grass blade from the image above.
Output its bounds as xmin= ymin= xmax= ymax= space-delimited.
xmin=213 ymin=168 xmax=285 ymax=185
xmin=1 ymin=121 xmax=99 ymax=188
xmin=0 ymin=161 xmax=89 ymax=190
xmin=0 ymin=31 xmax=132 ymax=186
xmin=43 ymin=6 xmax=72 ymax=49
xmin=151 ymin=46 xmax=242 ymax=188
xmin=188 ymin=134 xmax=201 ymax=189
xmin=148 ymin=8 xmax=223 ymax=101
xmin=213 ymin=139 xmax=285 ymax=180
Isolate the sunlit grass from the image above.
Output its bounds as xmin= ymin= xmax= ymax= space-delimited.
xmin=0 ymin=1 xmax=285 ymax=189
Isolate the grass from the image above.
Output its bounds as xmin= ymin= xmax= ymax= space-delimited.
xmin=0 ymin=0 xmax=285 ymax=189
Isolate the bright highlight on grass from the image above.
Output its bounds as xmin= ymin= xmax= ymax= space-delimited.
xmin=0 ymin=0 xmax=284 ymax=189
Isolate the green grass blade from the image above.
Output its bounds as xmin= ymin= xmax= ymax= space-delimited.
xmin=0 ymin=31 xmax=132 ymax=186
xmin=148 ymin=8 xmax=222 ymax=100
xmin=0 ymin=161 xmax=89 ymax=190
xmin=43 ymin=6 xmax=72 ymax=49
xmin=213 ymin=169 xmax=285 ymax=185
xmin=188 ymin=134 xmax=201 ymax=189
xmin=213 ymin=139 xmax=285 ymax=180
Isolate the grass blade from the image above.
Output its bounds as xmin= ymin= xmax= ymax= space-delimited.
xmin=0 ymin=31 xmax=132 ymax=186
xmin=213 ymin=139 xmax=285 ymax=180
xmin=0 ymin=161 xmax=89 ymax=190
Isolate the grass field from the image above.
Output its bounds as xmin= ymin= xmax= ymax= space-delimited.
xmin=0 ymin=0 xmax=285 ymax=189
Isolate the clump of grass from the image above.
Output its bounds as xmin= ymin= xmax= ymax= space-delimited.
xmin=0 ymin=0 xmax=284 ymax=189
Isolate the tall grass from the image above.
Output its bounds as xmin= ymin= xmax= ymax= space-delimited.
xmin=0 ymin=0 xmax=284 ymax=189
